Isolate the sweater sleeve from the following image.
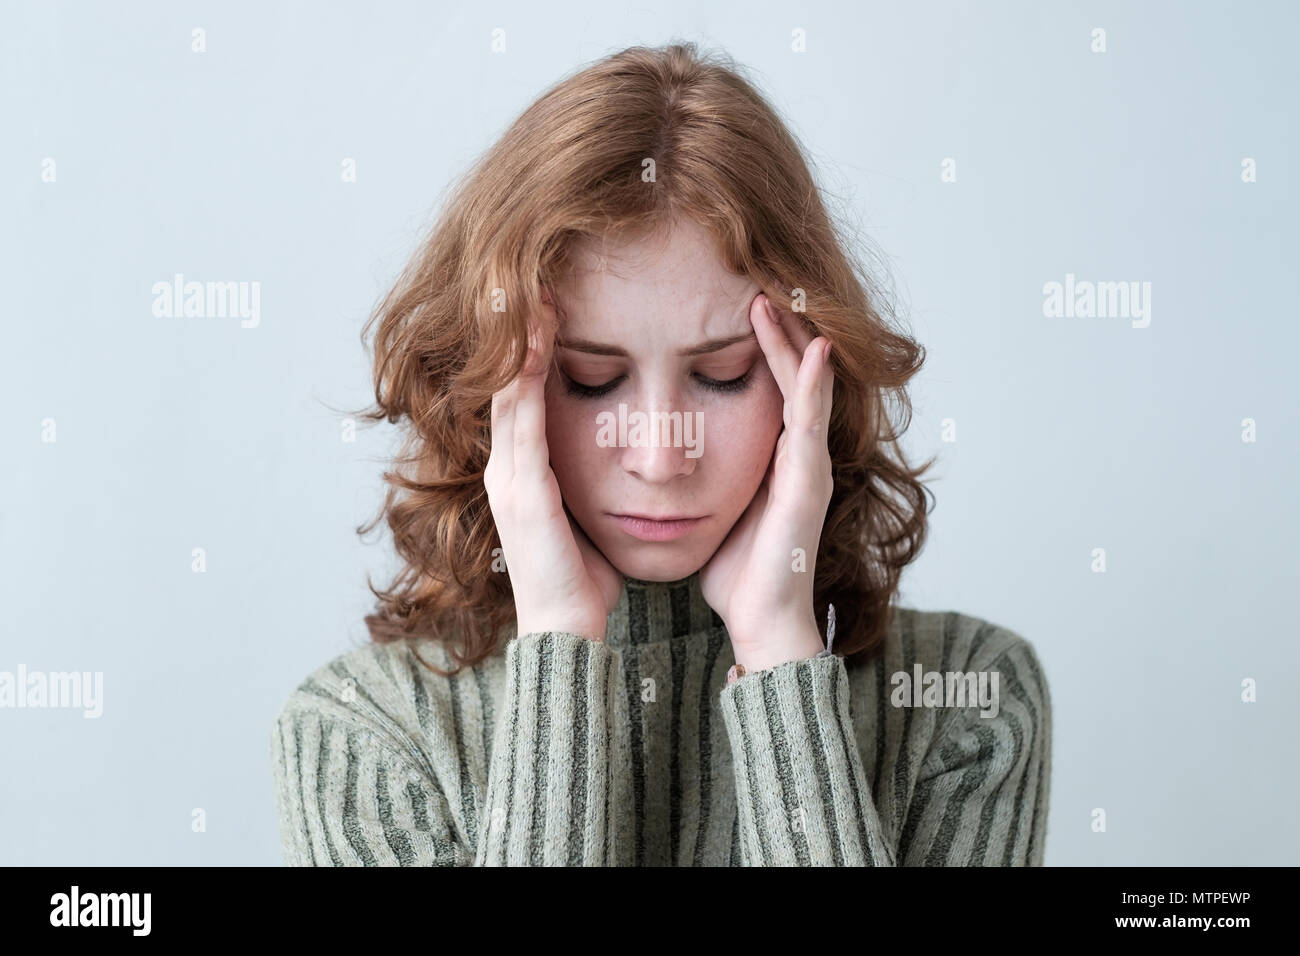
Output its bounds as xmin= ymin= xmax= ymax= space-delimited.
xmin=476 ymin=629 xmax=622 ymax=865
xmin=896 ymin=635 xmax=1052 ymax=866
xmin=271 ymin=709 xmax=474 ymax=865
xmin=718 ymin=634 xmax=1051 ymax=867
xmin=270 ymin=630 xmax=623 ymax=866
xmin=719 ymin=651 xmax=897 ymax=865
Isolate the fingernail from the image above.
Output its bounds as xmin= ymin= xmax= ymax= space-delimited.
xmin=763 ymin=297 xmax=780 ymax=324
xmin=823 ymin=340 xmax=833 ymax=362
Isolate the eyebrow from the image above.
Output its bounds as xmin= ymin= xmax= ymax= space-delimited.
xmin=555 ymin=330 xmax=757 ymax=357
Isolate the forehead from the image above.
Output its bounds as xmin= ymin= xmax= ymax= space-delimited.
xmin=556 ymin=218 xmax=755 ymax=329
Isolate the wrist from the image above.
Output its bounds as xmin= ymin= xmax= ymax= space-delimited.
xmin=728 ymin=615 xmax=825 ymax=675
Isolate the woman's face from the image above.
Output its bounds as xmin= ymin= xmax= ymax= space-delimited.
xmin=544 ymin=218 xmax=785 ymax=582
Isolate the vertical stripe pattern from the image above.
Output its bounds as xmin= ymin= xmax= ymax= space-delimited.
xmin=269 ymin=573 xmax=1051 ymax=866
xmin=476 ymin=630 xmax=619 ymax=865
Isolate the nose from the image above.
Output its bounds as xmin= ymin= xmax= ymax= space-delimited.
xmin=621 ymin=428 xmax=698 ymax=482
xmin=617 ymin=389 xmax=701 ymax=483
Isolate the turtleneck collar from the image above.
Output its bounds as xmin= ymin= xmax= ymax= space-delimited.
xmin=603 ymin=568 xmax=725 ymax=649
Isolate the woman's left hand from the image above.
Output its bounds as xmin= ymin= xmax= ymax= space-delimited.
xmin=699 ymin=292 xmax=836 ymax=674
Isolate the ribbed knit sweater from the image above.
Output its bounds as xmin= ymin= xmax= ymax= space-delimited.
xmin=270 ymin=571 xmax=1051 ymax=866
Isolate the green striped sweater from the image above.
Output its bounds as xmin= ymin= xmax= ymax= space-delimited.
xmin=269 ymin=571 xmax=1051 ymax=866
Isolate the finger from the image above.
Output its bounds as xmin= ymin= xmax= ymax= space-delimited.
xmin=819 ymin=337 xmax=834 ymax=427
xmin=512 ymin=300 xmax=556 ymax=483
xmin=770 ymin=295 xmax=817 ymax=353
xmin=750 ymin=292 xmax=802 ymax=398
xmin=791 ymin=335 xmax=833 ymax=458
xmin=489 ymin=378 xmax=518 ymax=479
xmin=491 ymin=291 xmax=555 ymax=485
xmin=770 ymin=296 xmax=833 ymax=435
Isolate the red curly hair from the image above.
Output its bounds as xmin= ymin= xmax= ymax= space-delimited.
xmin=349 ymin=41 xmax=935 ymax=676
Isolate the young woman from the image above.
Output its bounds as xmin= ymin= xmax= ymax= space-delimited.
xmin=270 ymin=41 xmax=1051 ymax=867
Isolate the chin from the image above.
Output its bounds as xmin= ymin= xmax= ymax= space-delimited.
xmin=602 ymin=543 xmax=710 ymax=583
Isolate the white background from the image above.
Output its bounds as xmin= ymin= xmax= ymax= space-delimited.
xmin=2 ymin=0 xmax=1296 ymax=865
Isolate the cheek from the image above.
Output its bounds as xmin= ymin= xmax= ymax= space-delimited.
xmin=543 ymin=391 xmax=600 ymax=500
xmin=703 ymin=377 xmax=785 ymax=481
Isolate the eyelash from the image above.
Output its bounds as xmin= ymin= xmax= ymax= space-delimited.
xmin=563 ymin=369 xmax=754 ymax=400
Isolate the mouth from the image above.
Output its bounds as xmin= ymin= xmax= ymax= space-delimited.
xmin=607 ymin=512 xmax=706 ymax=542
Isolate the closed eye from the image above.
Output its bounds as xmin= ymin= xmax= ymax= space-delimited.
xmin=562 ymin=369 xmax=754 ymax=399
xmin=562 ymin=374 xmax=622 ymax=399
xmin=695 ymin=370 xmax=753 ymax=394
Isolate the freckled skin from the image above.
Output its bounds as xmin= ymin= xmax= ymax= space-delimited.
xmin=544 ymin=218 xmax=785 ymax=583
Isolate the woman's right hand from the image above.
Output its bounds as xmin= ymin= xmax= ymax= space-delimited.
xmin=484 ymin=290 xmax=625 ymax=643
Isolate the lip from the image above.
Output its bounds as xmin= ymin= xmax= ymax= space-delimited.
xmin=608 ymin=513 xmax=705 ymax=542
